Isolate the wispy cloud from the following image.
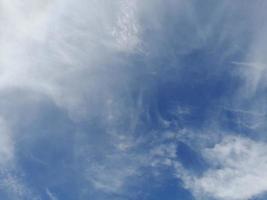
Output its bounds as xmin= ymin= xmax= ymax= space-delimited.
xmin=2 ymin=0 xmax=267 ymax=199
xmin=46 ymin=188 xmax=58 ymax=200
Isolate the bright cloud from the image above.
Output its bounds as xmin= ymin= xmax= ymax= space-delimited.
xmin=184 ymin=136 xmax=267 ymax=200
xmin=1 ymin=0 xmax=267 ymax=200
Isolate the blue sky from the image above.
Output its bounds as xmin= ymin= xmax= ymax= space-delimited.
xmin=1 ymin=0 xmax=267 ymax=200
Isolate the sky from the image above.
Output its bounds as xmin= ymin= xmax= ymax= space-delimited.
xmin=1 ymin=0 xmax=267 ymax=200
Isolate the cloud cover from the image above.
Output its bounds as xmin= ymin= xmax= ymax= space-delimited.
xmin=1 ymin=0 xmax=267 ymax=200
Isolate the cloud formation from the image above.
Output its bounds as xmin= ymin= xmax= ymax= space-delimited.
xmin=183 ymin=136 xmax=267 ymax=200
xmin=1 ymin=0 xmax=267 ymax=199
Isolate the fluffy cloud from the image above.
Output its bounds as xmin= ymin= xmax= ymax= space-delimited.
xmin=184 ymin=136 xmax=267 ymax=200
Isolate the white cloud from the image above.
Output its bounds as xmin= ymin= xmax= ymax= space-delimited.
xmin=0 ymin=0 xmax=142 ymax=120
xmin=2 ymin=0 xmax=267 ymax=199
xmin=88 ymin=163 xmax=137 ymax=193
xmin=111 ymin=0 xmax=141 ymax=52
xmin=183 ymin=136 xmax=267 ymax=200
xmin=0 ymin=1 xmax=147 ymax=197
xmin=46 ymin=188 xmax=58 ymax=200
